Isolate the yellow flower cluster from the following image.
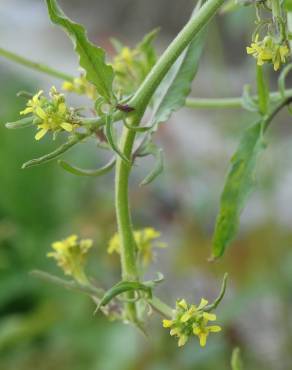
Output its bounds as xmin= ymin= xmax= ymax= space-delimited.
xmin=47 ymin=234 xmax=93 ymax=284
xmin=62 ymin=74 xmax=97 ymax=100
xmin=112 ymin=47 xmax=138 ymax=74
xmin=246 ymin=35 xmax=289 ymax=71
xmin=162 ymin=298 xmax=221 ymax=347
xmin=20 ymin=87 xmax=78 ymax=140
xmin=108 ymin=227 xmax=166 ymax=266
xmin=112 ymin=45 xmax=154 ymax=95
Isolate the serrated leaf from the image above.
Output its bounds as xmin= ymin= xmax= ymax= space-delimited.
xmin=46 ymin=0 xmax=114 ymax=102
xmin=150 ymin=20 xmax=207 ymax=127
xmin=212 ymin=122 xmax=265 ymax=259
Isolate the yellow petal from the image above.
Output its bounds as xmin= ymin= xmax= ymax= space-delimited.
xmin=178 ymin=335 xmax=188 ymax=347
xmin=66 ymin=235 xmax=78 ymax=246
xmin=177 ymin=299 xmax=188 ymax=310
xmin=20 ymin=107 xmax=33 ymax=115
xmin=246 ymin=47 xmax=255 ymax=55
xmin=33 ymin=90 xmax=43 ymax=102
xmin=35 ymin=127 xmax=48 ymax=140
xmin=208 ymin=325 xmax=221 ymax=333
xmin=35 ymin=107 xmax=47 ymax=120
xmin=170 ymin=328 xmax=180 ymax=336
xmin=60 ymin=122 xmax=73 ymax=132
xmin=198 ymin=298 xmax=208 ymax=310
xmin=58 ymin=102 xmax=67 ymax=115
xmin=180 ymin=311 xmax=192 ymax=323
xmin=62 ymin=81 xmax=74 ymax=91
xmin=193 ymin=326 xmax=200 ymax=335
xmin=199 ymin=333 xmax=207 ymax=347
xmin=162 ymin=319 xmax=173 ymax=328
xmin=203 ymin=312 xmax=216 ymax=321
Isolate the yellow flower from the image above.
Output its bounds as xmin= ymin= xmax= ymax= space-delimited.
xmin=62 ymin=73 xmax=97 ymax=100
xmin=20 ymin=90 xmax=45 ymax=115
xmin=20 ymin=87 xmax=78 ymax=140
xmin=47 ymin=234 xmax=93 ymax=284
xmin=193 ymin=320 xmax=221 ymax=347
xmin=107 ymin=227 xmax=166 ymax=266
xmin=162 ymin=297 xmax=221 ymax=348
xmin=246 ymin=34 xmax=290 ymax=71
xmin=112 ymin=47 xmax=137 ymax=74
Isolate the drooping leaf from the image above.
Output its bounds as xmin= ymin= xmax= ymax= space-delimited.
xmin=46 ymin=0 xmax=114 ymax=102
xmin=150 ymin=17 xmax=207 ymax=127
xmin=58 ymin=157 xmax=115 ymax=177
xmin=94 ymin=281 xmax=152 ymax=313
xmin=212 ymin=122 xmax=265 ymax=259
xmin=22 ymin=133 xmax=87 ymax=169
xmin=139 ymin=145 xmax=164 ymax=186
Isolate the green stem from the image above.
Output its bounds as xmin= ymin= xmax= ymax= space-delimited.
xmin=115 ymin=0 xmax=224 ymax=323
xmin=149 ymin=296 xmax=173 ymax=318
xmin=115 ymin=117 xmax=141 ymax=323
xmin=185 ymin=88 xmax=292 ymax=109
xmin=128 ymin=0 xmax=225 ymax=112
xmin=0 ymin=47 xmax=74 ymax=81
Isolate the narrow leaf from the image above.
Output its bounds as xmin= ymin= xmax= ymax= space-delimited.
xmin=95 ymin=281 xmax=152 ymax=313
xmin=151 ymin=19 xmax=207 ymax=127
xmin=58 ymin=157 xmax=115 ymax=177
xmin=22 ymin=134 xmax=87 ymax=169
xmin=212 ymin=122 xmax=265 ymax=259
xmin=140 ymin=147 xmax=164 ymax=186
xmin=46 ymin=0 xmax=114 ymax=102
xmin=105 ymin=114 xmax=130 ymax=165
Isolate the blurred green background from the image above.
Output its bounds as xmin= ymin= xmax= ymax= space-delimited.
xmin=1 ymin=1 xmax=292 ymax=369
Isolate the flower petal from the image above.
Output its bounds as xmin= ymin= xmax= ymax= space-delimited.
xmin=203 ymin=312 xmax=216 ymax=321
xmin=60 ymin=122 xmax=73 ymax=132
xmin=162 ymin=319 xmax=173 ymax=328
xmin=208 ymin=325 xmax=221 ymax=333
xmin=198 ymin=298 xmax=208 ymax=310
xmin=35 ymin=127 xmax=48 ymax=141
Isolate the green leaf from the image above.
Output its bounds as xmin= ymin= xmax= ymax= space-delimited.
xmin=22 ymin=133 xmax=88 ymax=169
xmin=95 ymin=281 xmax=152 ymax=313
xmin=231 ymin=348 xmax=243 ymax=370
xmin=46 ymin=0 xmax=114 ymax=102
xmin=150 ymin=18 xmax=207 ymax=127
xmin=137 ymin=28 xmax=160 ymax=70
xmin=139 ymin=144 xmax=164 ymax=186
xmin=58 ymin=157 xmax=115 ymax=177
xmin=212 ymin=122 xmax=265 ymax=259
